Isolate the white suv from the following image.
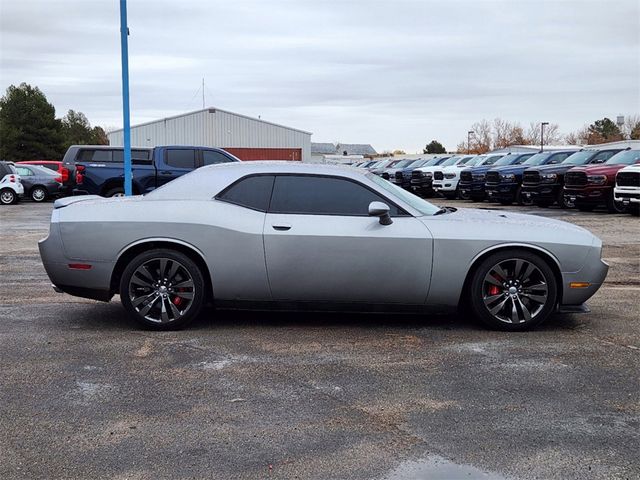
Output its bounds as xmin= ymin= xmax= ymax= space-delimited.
xmin=432 ymin=155 xmax=477 ymax=198
xmin=614 ymin=164 xmax=640 ymax=216
xmin=0 ymin=161 xmax=24 ymax=205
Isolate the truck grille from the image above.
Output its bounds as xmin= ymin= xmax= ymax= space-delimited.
xmin=412 ymin=171 xmax=423 ymax=179
xmin=381 ymin=172 xmax=390 ymax=180
xmin=522 ymin=171 xmax=540 ymax=185
xmin=617 ymin=171 xmax=640 ymax=187
xmin=460 ymin=171 xmax=472 ymax=183
xmin=565 ymin=171 xmax=587 ymax=187
xmin=434 ymin=171 xmax=444 ymax=180
xmin=395 ymin=171 xmax=404 ymax=180
xmin=485 ymin=171 xmax=500 ymax=184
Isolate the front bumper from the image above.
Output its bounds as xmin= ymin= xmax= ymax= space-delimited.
xmin=560 ymin=246 xmax=609 ymax=306
xmin=521 ymin=184 xmax=561 ymax=204
xmin=410 ymin=178 xmax=434 ymax=194
xmin=433 ymin=179 xmax=458 ymax=192
xmin=614 ymin=186 xmax=640 ymax=205
xmin=485 ymin=182 xmax=517 ymax=202
xmin=563 ymin=186 xmax=611 ymax=207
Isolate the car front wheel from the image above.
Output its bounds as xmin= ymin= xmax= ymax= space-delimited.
xmin=470 ymin=250 xmax=558 ymax=331
xmin=120 ymin=249 xmax=206 ymax=330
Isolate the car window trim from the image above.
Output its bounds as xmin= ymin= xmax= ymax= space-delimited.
xmin=266 ymin=173 xmax=411 ymax=217
xmin=214 ymin=173 xmax=276 ymax=213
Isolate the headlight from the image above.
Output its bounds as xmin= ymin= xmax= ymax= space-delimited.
xmin=444 ymin=173 xmax=456 ymax=179
xmin=541 ymin=173 xmax=557 ymax=183
xmin=472 ymin=173 xmax=485 ymax=181
xmin=500 ymin=173 xmax=515 ymax=181
xmin=587 ymin=175 xmax=607 ymax=185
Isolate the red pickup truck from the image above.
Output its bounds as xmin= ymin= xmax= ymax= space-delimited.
xmin=563 ymin=150 xmax=640 ymax=212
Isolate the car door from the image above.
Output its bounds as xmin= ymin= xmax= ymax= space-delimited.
xmin=263 ymin=174 xmax=433 ymax=304
xmin=157 ymin=148 xmax=197 ymax=187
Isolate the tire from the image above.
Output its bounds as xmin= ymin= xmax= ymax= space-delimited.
xmin=469 ymin=249 xmax=558 ymax=331
xmin=606 ymin=191 xmax=627 ymax=214
xmin=629 ymin=205 xmax=640 ymax=217
xmin=31 ymin=186 xmax=48 ymax=202
xmin=459 ymin=189 xmax=471 ymax=200
xmin=105 ymin=187 xmax=125 ymax=198
xmin=0 ymin=188 xmax=17 ymax=205
xmin=556 ymin=189 xmax=566 ymax=209
xmin=120 ymin=249 xmax=206 ymax=330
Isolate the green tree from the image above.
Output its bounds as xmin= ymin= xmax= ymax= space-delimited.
xmin=0 ymin=83 xmax=64 ymax=160
xmin=61 ymin=109 xmax=93 ymax=146
xmin=423 ymin=140 xmax=446 ymax=154
xmin=90 ymin=126 xmax=109 ymax=145
xmin=587 ymin=117 xmax=623 ymax=144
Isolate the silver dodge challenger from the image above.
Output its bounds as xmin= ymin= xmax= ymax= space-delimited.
xmin=39 ymin=162 xmax=608 ymax=331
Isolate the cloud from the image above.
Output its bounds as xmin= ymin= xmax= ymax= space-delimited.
xmin=1 ymin=0 xmax=638 ymax=152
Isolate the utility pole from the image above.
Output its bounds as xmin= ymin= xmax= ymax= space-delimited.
xmin=540 ymin=122 xmax=549 ymax=152
xmin=467 ymin=131 xmax=474 ymax=154
xmin=119 ymin=0 xmax=132 ymax=196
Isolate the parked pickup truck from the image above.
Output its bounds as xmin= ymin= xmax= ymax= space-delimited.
xmin=614 ymin=164 xmax=640 ymax=216
xmin=485 ymin=150 xmax=577 ymax=205
xmin=63 ymin=145 xmax=240 ymax=197
xmin=564 ymin=149 xmax=640 ymax=213
xmin=520 ymin=148 xmax=624 ymax=207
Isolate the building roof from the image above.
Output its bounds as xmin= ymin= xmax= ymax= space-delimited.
xmin=312 ymin=142 xmax=378 ymax=156
xmin=108 ymin=107 xmax=312 ymax=136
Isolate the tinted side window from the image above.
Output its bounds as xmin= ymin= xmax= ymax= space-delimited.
xmin=112 ymin=149 xmax=152 ymax=165
xmin=218 ymin=175 xmax=275 ymax=211
xmin=269 ymin=175 xmax=402 ymax=216
xmin=166 ymin=149 xmax=196 ymax=169
xmin=203 ymin=150 xmax=233 ymax=166
xmin=16 ymin=167 xmax=33 ymax=176
xmin=549 ymin=153 xmax=569 ymax=164
xmin=78 ymin=149 xmax=112 ymax=162
xmin=592 ymin=151 xmax=615 ymax=163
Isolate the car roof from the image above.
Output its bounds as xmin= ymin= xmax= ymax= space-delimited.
xmin=17 ymin=160 xmax=62 ymax=164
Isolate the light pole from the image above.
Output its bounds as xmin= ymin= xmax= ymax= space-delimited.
xmin=540 ymin=122 xmax=549 ymax=152
xmin=467 ymin=131 xmax=474 ymax=154
xmin=119 ymin=0 xmax=132 ymax=196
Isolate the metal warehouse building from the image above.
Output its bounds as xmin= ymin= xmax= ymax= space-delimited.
xmin=107 ymin=107 xmax=312 ymax=162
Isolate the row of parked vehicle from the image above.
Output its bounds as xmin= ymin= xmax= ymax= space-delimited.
xmin=0 ymin=145 xmax=241 ymax=204
xmin=352 ymin=147 xmax=640 ymax=215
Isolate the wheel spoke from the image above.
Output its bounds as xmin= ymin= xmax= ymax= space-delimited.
xmin=139 ymin=265 xmax=156 ymax=284
xmin=519 ymin=262 xmax=536 ymax=282
xmin=159 ymin=258 xmax=168 ymax=279
xmin=174 ymin=291 xmax=193 ymax=299
xmin=483 ymin=294 xmax=504 ymax=307
xmin=167 ymin=261 xmax=180 ymax=282
xmin=131 ymin=291 xmax=156 ymax=307
xmin=160 ymin=298 xmax=169 ymax=322
xmin=523 ymin=282 xmax=547 ymax=292
xmin=131 ymin=275 xmax=153 ymax=288
xmin=489 ymin=297 xmax=509 ymax=315
xmin=516 ymin=296 xmax=532 ymax=321
xmin=510 ymin=298 xmax=520 ymax=323
xmin=484 ymin=274 xmax=503 ymax=287
xmin=168 ymin=300 xmax=182 ymax=319
xmin=492 ymin=263 xmax=508 ymax=280
xmin=138 ymin=295 xmax=160 ymax=317
xmin=520 ymin=292 xmax=547 ymax=304
xmin=172 ymin=279 xmax=194 ymax=289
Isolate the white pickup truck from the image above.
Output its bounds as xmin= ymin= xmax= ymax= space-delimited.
xmin=614 ymin=164 xmax=640 ymax=216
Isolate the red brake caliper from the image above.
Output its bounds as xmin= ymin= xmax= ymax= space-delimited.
xmin=488 ymin=285 xmax=500 ymax=296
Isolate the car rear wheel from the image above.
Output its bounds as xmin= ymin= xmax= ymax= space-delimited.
xmin=0 ymin=189 xmax=17 ymax=205
xmin=470 ymin=250 xmax=557 ymax=331
xmin=31 ymin=186 xmax=47 ymax=202
xmin=120 ymin=249 xmax=205 ymax=330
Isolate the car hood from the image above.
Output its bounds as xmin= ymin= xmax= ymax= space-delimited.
xmin=487 ymin=165 xmax=530 ymax=175
xmin=463 ymin=165 xmax=498 ymax=174
xmin=526 ymin=163 xmax=581 ymax=174
xmin=568 ymin=164 xmax=627 ymax=175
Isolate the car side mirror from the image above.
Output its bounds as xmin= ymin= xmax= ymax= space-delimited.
xmin=369 ymin=201 xmax=393 ymax=225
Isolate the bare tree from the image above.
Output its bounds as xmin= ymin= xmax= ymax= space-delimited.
xmin=622 ymin=114 xmax=640 ymax=139
xmin=493 ymin=118 xmax=529 ymax=149
xmin=564 ymin=126 xmax=589 ymax=145
xmin=526 ymin=122 xmax=562 ymax=146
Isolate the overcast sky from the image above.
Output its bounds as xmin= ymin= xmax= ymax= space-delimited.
xmin=1 ymin=0 xmax=638 ymax=152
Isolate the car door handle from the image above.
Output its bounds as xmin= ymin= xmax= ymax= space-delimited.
xmin=272 ymin=224 xmax=291 ymax=231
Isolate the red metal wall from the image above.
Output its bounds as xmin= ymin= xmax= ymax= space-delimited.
xmin=224 ymin=148 xmax=302 ymax=162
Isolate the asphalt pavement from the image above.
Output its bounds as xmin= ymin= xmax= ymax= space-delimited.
xmin=1 ymin=199 xmax=638 ymax=480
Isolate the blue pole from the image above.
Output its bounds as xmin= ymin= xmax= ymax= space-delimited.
xmin=119 ymin=0 xmax=132 ymax=196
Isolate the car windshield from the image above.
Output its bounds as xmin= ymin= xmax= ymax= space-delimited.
xmin=421 ymin=158 xmax=441 ymax=167
xmin=439 ymin=157 xmax=460 ymax=167
xmin=562 ymin=151 xmax=596 ymax=165
xmin=464 ymin=157 xmax=482 ymax=166
xmin=367 ymin=173 xmax=440 ymax=216
xmin=493 ymin=155 xmax=518 ymax=166
xmin=482 ymin=155 xmax=503 ymax=165
xmin=523 ymin=153 xmax=552 ymax=166
xmin=392 ymin=160 xmax=412 ymax=168
xmin=605 ymin=150 xmax=640 ymax=165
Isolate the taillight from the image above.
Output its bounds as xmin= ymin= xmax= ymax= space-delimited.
xmin=9 ymin=175 xmax=16 ymax=183
xmin=61 ymin=167 xmax=69 ymax=182
xmin=75 ymin=165 xmax=85 ymax=185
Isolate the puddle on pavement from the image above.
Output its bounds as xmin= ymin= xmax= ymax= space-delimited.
xmin=384 ymin=454 xmax=508 ymax=480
